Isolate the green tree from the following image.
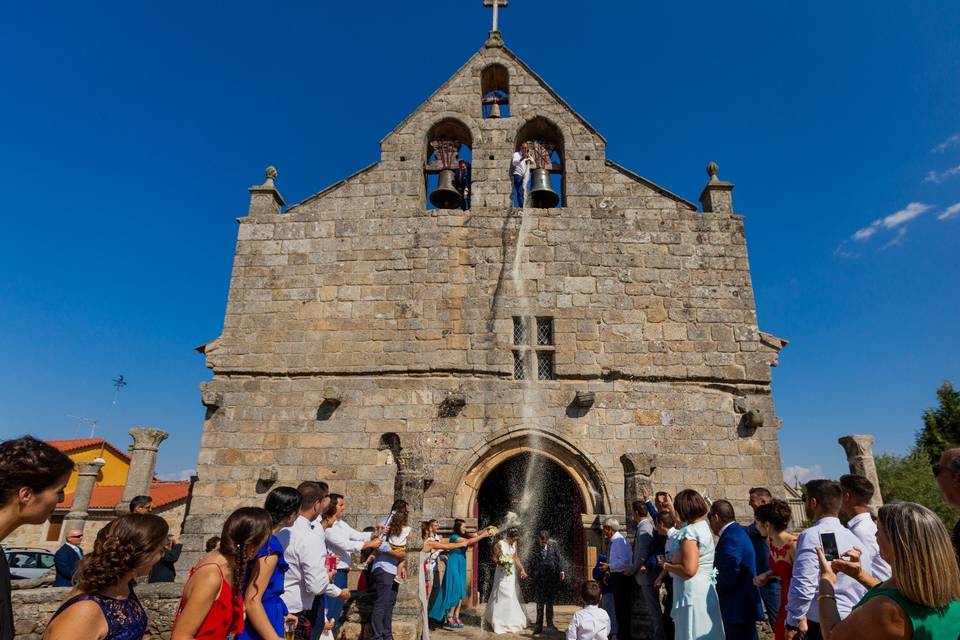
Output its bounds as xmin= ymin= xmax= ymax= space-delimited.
xmin=917 ymin=381 xmax=960 ymax=463
xmin=876 ymin=449 xmax=957 ymax=529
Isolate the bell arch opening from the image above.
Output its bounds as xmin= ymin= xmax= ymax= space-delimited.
xmin=424 ymin=118 xmax=473 ymax=211
xmin=481 ymin=63 xmax=510 ymax=119
xmin=515 ymin=116 xmax=564 ymax=208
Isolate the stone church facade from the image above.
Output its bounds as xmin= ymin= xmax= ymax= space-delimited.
xmin=182 ymin=36 xmax=787 ymax=577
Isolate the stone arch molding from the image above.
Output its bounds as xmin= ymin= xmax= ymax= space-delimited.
xmin=448 ymin=428 xmax=612 ymax=519
xmin=418 ymin=111 xmax=484 ymax=165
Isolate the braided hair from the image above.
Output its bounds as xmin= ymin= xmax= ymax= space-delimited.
xmin=73 ymin=514 xmax=168 ymax=592
xmin=0 ymin=436 xmax=74 ymax=506
xmin=218 ymin=507 xmax=273 ymax=604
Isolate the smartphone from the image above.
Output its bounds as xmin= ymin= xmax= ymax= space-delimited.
xmin=820 ymin=531 xmax=840 ymax=561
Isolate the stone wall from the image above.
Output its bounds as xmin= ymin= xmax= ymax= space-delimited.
xmin=183 ymin=41 xmax=786 ymax=564
xmin=11 ymin=583 xmax=181 ymax=640
xmin=4 ymin=503 xmax=187 ymax=552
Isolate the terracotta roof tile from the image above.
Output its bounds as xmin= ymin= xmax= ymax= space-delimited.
xmin=58 ymin=480 xmax=190 ymax=511
xmin=47 ymin=438 xmax=130 ymax=461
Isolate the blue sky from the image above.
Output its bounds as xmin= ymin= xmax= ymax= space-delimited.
xmin=1 ymin=2 xmax=958 ymax=485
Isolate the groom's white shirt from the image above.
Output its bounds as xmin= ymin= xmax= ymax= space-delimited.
xmin=566 ymin=605 xmax=610 ymax=640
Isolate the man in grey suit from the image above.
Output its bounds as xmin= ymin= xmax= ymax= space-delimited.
xmin=631 ymin=500 xmax=665 ymax=640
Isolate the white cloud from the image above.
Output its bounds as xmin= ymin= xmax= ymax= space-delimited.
xmin=783 ymin=464 xmax=823 ymax=485
xmin=933 ymin=132 xmax=960 ymax=153
xmin=879 ymin=227 xmax=908 ymax=251
xmin=158 ymin=468 xmax=195 ymax=481
xmin=851 ymin=202 xmax=932 ymax=242
xmin=938 ymin=202 xmax=960 ymax=221
xmin=923 ymin=165 xmax=960 ymax=184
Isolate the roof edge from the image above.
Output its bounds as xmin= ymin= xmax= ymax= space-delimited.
xmin=285 ymin=162 xmax=380 ymax=212
xmin=605 ymin=160 xmax=697 ymax=211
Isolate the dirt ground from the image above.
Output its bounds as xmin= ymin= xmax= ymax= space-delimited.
xmin=428 ymin=605 xmax=774 ymax=640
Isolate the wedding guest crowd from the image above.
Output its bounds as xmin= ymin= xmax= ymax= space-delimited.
xmin=5 ymin=430 xmax=960 ymax=640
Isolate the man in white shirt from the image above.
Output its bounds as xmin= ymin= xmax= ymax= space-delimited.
xmin=567 ymin=580 xmax=610 ymax=640
xmin=322 ymin=493 xmax=380 ymax=636
xmin=511 ymin=142 xmax=530 ymax=207
xmin=599 ymin=518 xmax=633 ymax=640
xmin=839 ymin=474 xmax=891 ymax=582
xmin=785 ymin=479 xmax=873 ymax=640
xmin=278 ymin=481 xmax=350 ymax=640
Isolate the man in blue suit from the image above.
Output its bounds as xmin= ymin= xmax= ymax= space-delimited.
xmin=53 ymin=529 xmax=84 ymax=587
xmin=708 ymin=500 xmax=764 ymax=640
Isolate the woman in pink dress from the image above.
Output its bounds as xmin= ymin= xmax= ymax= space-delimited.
xmin=752 ymin=499 xmax=797 ymax=640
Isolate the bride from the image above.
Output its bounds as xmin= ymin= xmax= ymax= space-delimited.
xmin=484 ymin=528 xmax=530 ymax=634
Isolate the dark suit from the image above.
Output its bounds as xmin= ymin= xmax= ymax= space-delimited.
xmin=147 ymin=544 xmax=182 ymax=583
xmin=454 ymin=167 xmax=471 ymax=210
xmin=714 ymin=523 xmax=764 ymax=640
xmin=53 ymin=544 xmax=82 ymax=587
xmin=529 ymin=539 xmax=563 ymax=631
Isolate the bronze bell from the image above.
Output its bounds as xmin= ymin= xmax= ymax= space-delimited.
xmin=529 ymin=168 xmax=559 ymax=208
xmin=429 ymin=168 xmax=462 ymax=209
xmin=488 ymin=101 xmax=502 ymax=118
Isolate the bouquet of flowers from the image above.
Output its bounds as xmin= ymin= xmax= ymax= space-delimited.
xmin=497 ymin=554 xmax=514 ymax=576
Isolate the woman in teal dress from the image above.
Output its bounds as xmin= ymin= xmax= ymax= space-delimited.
xmin=663 ymin=489 xmax=725 ymax=640
xmin=428 ymin=519 xmax=484 ymax=629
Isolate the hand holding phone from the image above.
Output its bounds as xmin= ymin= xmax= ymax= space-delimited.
xmin=819 ymin=531 xmax=840 ymax=561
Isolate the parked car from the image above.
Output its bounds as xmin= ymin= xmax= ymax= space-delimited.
xmin=4 ymin=547 xmax=55 ymax=580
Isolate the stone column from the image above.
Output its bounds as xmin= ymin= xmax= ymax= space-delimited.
xmin=117 ymin=427 xmax=168 ymax=514
xmin=63 ymin=458 xmax=105 ymax=536
xmin=620 ymin=453 xmax=656 ymax=529
xmin=838 ymin=435 xmax=884 ymax=510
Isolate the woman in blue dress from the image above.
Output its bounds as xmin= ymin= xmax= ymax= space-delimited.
xmin=238 ymin=486 xmax=301 ymax=640
xmin=43 ymin=513 xmax=169 ymax=640
xmin=428 ymin=519 xmax=485 ymax=629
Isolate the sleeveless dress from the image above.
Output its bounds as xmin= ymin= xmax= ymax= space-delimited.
xmin=173 ymin=563 xmax=244 ymax=639
xmin=237 ymin=535 xmax=289 ymax=640
xmin=854 ymin=586 xmax=960 ymax=639
xmin=428 ymin=534 xmax=466 ymax=622
xmin=49 ymin=591 xmax=147 ymax=640
xmin=767 ymin=538 xmax=795 ymax=640
xmin=483 ymin=540 xmax=529 ymax=634
xmin=671 ymin=519 xmax=725 ymax=640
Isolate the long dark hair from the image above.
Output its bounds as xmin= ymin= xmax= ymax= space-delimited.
xmin=0 ymin=436 xmax=74 ymax=506
xmin=73 ymin=514 xmax=168 ymax=591
xmin=218 ymin=507 xmax=272 ymax=602
xmin=452 ymin=518 xmax=466 ymax=536
xmin=388 ymin=499 xmax=409 ymax=538
xmin=264 ymin=486 xmax=301 ymax=526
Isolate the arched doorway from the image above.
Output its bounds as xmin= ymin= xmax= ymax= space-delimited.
xmin=474 ymin=452 xmax=585 ymax=604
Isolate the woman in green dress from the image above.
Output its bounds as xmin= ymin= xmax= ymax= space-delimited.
xmin=816 ymin=501 xmax=960 ymax=639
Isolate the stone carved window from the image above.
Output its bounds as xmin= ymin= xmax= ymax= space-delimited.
xmin=512 ymin=315 xmax=555 ymax=380
xmin=481 ymin=64 xmax=510 ymax=119
xmin=425 ymin=118 xmax=473 ymax=211
xmin=515 ymin=117 xmax=564 ymax=208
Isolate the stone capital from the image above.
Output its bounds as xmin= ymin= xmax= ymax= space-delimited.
xmin=620 ymin=453 xmax=657 ymax=477
xmin=128 ymin=427 xmax=169 ymax=452
xmin=838 ymin=435 xmax=875 ymax=458
xmin=77 ymin=458 xmax=106 ymax=476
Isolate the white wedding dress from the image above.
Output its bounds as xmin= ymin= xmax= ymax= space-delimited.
xmin=484 ymin=540 xmax=529 ymax=634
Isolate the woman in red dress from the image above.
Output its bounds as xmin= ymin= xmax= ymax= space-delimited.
xmin=752 ymin=499 xmax=797 ymax=640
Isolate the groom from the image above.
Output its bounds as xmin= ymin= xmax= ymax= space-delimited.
xmin=530 ymin=530 xmax=565 ymax=635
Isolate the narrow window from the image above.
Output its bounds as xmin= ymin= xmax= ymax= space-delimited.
xmin=513 ymin=316 xmax=527 ymax=345
xmin=537 ymin=351 xmax=555 ymax=381
xmin=536 ymin=317 xmax=553 ymax=346
xmin=513 ymin=350 xmax=527 ymax=380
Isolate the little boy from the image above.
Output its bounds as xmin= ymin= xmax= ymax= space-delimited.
xmin=566 ymin=580 xmax=610 ymax=640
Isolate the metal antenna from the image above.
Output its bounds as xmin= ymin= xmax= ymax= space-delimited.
xmin=67 ymin=415 xmax=99 ymax=438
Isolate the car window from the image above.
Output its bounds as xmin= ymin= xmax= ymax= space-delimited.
xmin=9 ymin=553 xmax=36 ymax=568
xmin=39 ymin=553 xmax=55 ymax=568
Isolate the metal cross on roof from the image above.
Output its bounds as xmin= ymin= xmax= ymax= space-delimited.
xmin=483 ymin=0 xmax=508 ymax=33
